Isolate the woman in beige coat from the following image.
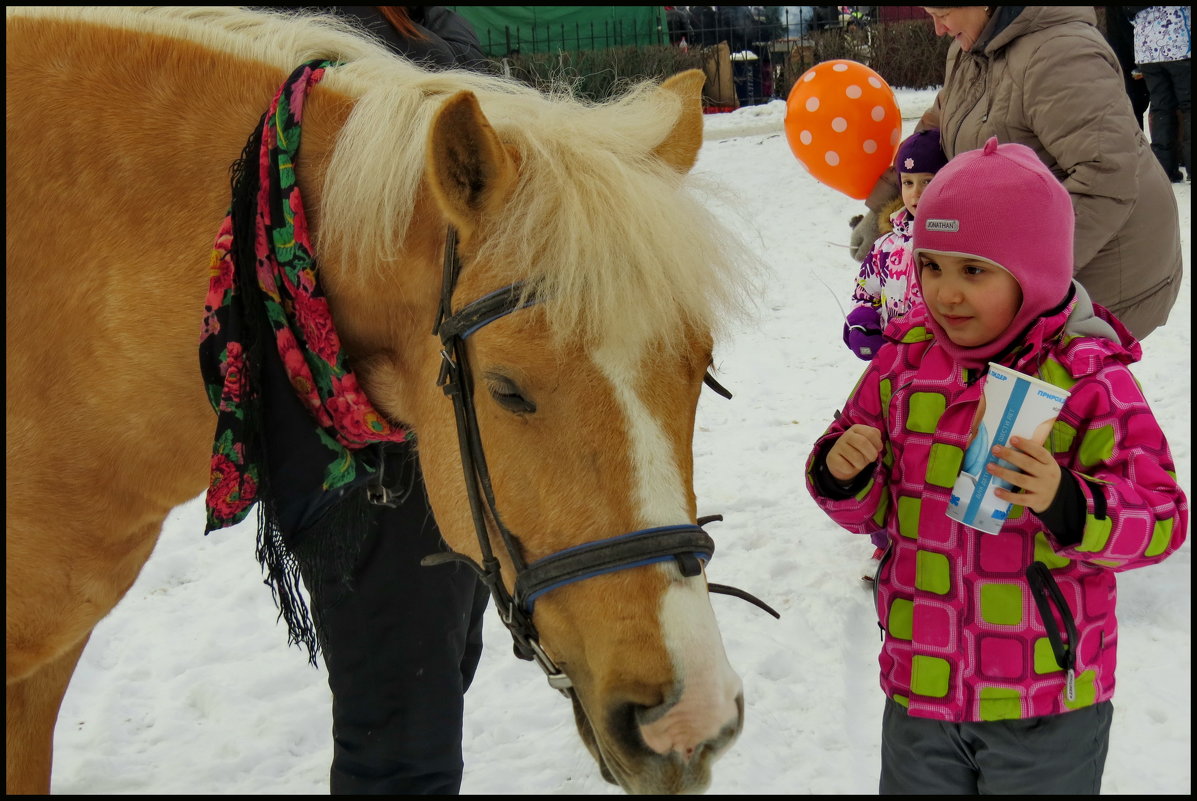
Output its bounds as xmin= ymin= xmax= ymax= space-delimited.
xmin=850 ymin=6 xmax=1182 ymax=340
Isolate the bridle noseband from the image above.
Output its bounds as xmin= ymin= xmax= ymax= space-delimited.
xmin=421 ymin=228 xmax=776 ymax=695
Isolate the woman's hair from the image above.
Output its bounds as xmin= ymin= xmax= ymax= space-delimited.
xmin=376 ymin=7 xmax=425 ymax=40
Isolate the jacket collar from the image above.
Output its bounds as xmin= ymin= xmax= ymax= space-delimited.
xmin=976 ymin=5 xmax=1024 ymax=52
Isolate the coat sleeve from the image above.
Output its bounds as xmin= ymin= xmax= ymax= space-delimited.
xmin=805 ymin=362 xmax=892 ymax=534
xmin=419 ymin=7 xmax=488 ymax=69
xmin=1018 ymin=32 xmax=1141 ymax=272
xmin=916 ymin=45 xmax=953 ymax=135
xmin=1046 ymin=364 xmax=1188 ymax=570
xmin=850 ymin=240 xmax=886 ymax=311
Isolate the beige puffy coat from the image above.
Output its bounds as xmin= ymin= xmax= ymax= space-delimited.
xmin=867 ymin=7 xmax=1183 ymax=339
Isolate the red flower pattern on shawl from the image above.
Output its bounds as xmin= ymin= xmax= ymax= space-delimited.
xmin=198 ymin=61 xmax=406 ymax=535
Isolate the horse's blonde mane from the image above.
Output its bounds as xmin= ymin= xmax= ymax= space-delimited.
xmin=9 ymin=6 xmax=756 ymax=348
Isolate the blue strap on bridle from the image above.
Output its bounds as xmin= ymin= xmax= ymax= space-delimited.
xmin=515 ymin=524 xmax=715 ymax=612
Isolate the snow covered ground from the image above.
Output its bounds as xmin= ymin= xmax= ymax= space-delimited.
xmin=52 ymin=89 xmax=1190 ymax=795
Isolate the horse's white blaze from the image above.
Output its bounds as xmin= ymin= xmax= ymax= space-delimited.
xmin=592 ymin=344 xmax=690 ymax=523
xmin=593 ymin=344 xmax=742 ymax=756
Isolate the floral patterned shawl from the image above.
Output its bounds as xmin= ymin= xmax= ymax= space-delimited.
xmin=198 ymin=61 xmax=407 ymax=658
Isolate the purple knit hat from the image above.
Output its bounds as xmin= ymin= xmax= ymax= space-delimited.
xmin=894 ymin=129 xmax=949 ymax=174
xmin=913 ymin=137 xmax=1075 ymax=367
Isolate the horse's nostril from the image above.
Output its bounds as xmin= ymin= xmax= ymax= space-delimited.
xmin=609 ymin=700 xmax=648 ymax=751
xmin=613 ymin=698 xmax=674 ymax=753
xmin=632 ymin=698 xmax=670 ymax=727
xmin=634 ymin=689 xmax=743 ymax=760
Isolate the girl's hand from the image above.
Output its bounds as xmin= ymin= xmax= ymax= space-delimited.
xmin=988 ymin=435 xmax=1061 ymax=513
xmin=827 ymin=424 xmax=884 ymax=482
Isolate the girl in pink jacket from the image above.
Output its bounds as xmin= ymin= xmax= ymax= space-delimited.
xmin=806 ymin=137 xmax=1187 ymax=794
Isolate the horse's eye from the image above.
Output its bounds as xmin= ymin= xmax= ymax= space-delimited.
xmin=485 ymin=375 xmax=536 ymax=414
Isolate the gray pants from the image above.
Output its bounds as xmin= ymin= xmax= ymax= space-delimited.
xmin=879 ymin=698 xmax=1112 ymax=795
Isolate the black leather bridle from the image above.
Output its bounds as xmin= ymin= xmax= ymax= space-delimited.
xmin=421 ymin=227 xmax=776 ymax=694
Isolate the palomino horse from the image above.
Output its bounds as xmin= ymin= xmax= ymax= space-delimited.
xmin=6 ymin=6 xmax=756 ymax=794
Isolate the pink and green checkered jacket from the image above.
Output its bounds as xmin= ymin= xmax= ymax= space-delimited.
xmin=806 ymin=287 xmax=1187 ymax=723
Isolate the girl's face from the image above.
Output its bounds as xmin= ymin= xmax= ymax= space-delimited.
xmin=900 ymin=172 xmax=936 ymax=215
xmin=919 ymin=252 xmax=1022 ymax=348
xmin=922 ymin=6 xmax=991 ymax=51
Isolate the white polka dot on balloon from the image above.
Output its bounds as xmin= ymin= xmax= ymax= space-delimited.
xmin=831 ymin=117 xmax=848 ymax=132
xmin=846 ymin=85 xmax=862 ymax=99
xmin=863 ymin=139 xmax=877 ymax=153
xmin=868 ymin=76 xmax=883 ymax=88
xmin=806 ymin=96 xmax=820 ymax=112
xmin=871 ymin=105 xmax=886 ymax=121
xmin=825 ymin=151 xmax=840 ymax=166
xmin=833 ymin=63 xmax=848 ymax=71
xmin=800 ymin=130 xmax=812 ymax=145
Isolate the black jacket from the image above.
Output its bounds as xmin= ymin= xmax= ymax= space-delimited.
xmin=272 ymin=6 xmax=487 ymax=70
xmin=330 ymin=6 xmax=486 ymax=69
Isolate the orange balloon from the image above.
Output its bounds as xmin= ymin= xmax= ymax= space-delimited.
xmin=784 ymin=60 xmax=902 ymax=200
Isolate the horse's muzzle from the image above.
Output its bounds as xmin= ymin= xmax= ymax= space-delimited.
xmin=574 ymin=690 xmax=744 ymax=794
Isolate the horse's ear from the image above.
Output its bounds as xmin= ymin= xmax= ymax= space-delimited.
xmin=653 ymin=69 xmax=707 ymax=174
xmin=426 ymin=90 xmax=516 ymax=240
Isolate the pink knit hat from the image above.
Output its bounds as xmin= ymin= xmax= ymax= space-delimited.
xmin=913 ymin=136 xmax=1075 ymax=366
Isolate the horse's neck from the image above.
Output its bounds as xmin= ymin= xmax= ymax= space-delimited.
xmin=7 ymin=14 xmax=441 ymax=509
xmin=315 ymin=186 xmax=446 ymax=363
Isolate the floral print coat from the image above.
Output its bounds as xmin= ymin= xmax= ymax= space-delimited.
xmin=849 ymin=203 xmax=925 ymax=331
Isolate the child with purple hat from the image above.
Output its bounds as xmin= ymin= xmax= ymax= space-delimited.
xmin=843 ymin=128 xmax=949 ymax=362
xmin=844 ymin=129 xmax=949 ymax=578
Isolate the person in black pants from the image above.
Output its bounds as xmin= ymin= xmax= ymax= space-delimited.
xmin=294 ymin=443 xmax=490 ymax=794
xmin=1103 ymin=6 xmax=1151 ymax=130
xmin=1126 ymin=6 xmax=1191 ymax=181
xmin=267 ymin=6 xmax=492 ymax=794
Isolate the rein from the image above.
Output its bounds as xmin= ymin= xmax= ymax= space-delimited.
xmin=424 ymin=228 xmax=777 ymax=694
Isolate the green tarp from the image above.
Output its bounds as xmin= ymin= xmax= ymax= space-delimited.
xmin=449 ymin=6 xmax=668 ymax=56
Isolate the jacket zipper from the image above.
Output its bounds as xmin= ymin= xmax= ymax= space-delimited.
xmin=1026 ymin=561 xmax=1080 ymax=701
xmin=949 ymin=50 xmax=990 ymax=154
xmin=874 ymin=543 xmax=895 ymax=640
